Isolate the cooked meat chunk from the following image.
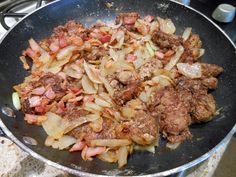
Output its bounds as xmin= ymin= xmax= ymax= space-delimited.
xmin=63 ymin=109 xmax=90 ymax=121
xmin=116 ymin=12 xmax=140 ymax=31
xmin=202 ymin=77 xmax=218 ymax=89
xmin=113 ymin=81 xmax=141 ymax=105
xmin=116 ymin=110 xmax=158 ymax=145
xmin=201 ymin=63 xmax=224 ymax=77
xmin=116 ymin=70 xmax=139 ymax=85
xmin=152 ymin=31 xmax=182 ymax=49
xmin=179 ymin=49 xmax=195 ymax=63
xmin=175 ymin=76 xmax=207 ymax=94
xmin=192 ymin=92 xmax=216 ymax=122
xmin=167 ymin=130 xmax=192 ymax=144
xmin=69 ymin=117 xmax=117 ymax=145
xmin=150 ymin=87 xmax=191 ymax=143
xmin=138 ymin=59 xmax=163 ymax=80
xmin=21 ymin=98 xmax=35 ymax=114
xmin=183 ymin=34 xmax=202 ymax=49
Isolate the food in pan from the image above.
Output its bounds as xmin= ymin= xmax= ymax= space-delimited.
xmin=13 ymin=13 xmax=223 ymax=167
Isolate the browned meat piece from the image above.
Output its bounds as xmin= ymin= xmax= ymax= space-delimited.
xmin=63 ymin=109 xmax=90 ymax=121
xmin=36 ymin=73 xmax=66 ymax=99
xmin=167 ymin=129 xmax=192 ymax=144
xmin=69 ymin=117 xmax=117 ymax=145
xmin=202 ymin=77 xmax=218 ymax=89
xmin=116 ymin=12 xmax=140 ymax=31
xmin=179 ymin=49 xmax=195 ymax=63
xmin=183 ymin=34 xmax=202 ymax=49
xmin=175 ymin=76 xmax=207 ymax=94
xmin=192 ymin=93 xmax=216 ymax=122
xmin=21 ymin=98 xmax=35 ymax=114
xmin=113 ymin=82 xmax=141 ymax=105
xmin=138 ymin=59 xmax=163 ymax=80
xmin=116 ymin=110 xmax=158 ymax=145
xmin=152 ymin=31 xmax=182 ymax=49
xmin=116 ymin=70 xmax=139 ymax=85
xmin=150 ymin=87 xmax=191 ymax=143
xmin=201 ymin=63 xmax=224 ymax=77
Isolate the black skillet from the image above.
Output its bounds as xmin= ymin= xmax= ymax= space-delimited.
xmin=0 ymin=0 xmax=236 ymax=176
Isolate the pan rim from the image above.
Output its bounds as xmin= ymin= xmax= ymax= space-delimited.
xmin=0 ymin=0 xmax=235 ymax=176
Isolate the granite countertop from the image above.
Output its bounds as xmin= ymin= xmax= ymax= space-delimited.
xmin=0 ymin=136 xmax=231 ymax=177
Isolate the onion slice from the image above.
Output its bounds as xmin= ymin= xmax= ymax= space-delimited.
xmin=12 ymin=92 xmax=21 ymax=110
xmin=164 ymin=46 xmax=184 ymax=70
xmin=182 ymin=27 xmax=192 ymax=41
xmin=118 ymin=146 xmax=129 ymax=168
xmin=177 ymin=62 xmax=202 ymax=79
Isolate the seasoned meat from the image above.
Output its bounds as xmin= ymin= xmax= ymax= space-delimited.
xmin=192 ymin=92 xmax=216 ymax=122
xmin=175 ymin=76 xmax=207 ymax=94
xmin=21 ymin=98 xmax=35 ymax=114
xmin=113 ymin=82 xmax=141 ymax=105
xmin=116 ymin=110 xmax=158 ymax=145
xmin=167 ymin=130 xmax=192 ymax=144
xmin=138 ymin=59 xmax=163 ymax=80
xmin=179 ymin=49 xmax=195 ymax=63
xmin=202 ymin=77 xmax=218 ymax=89
xmin=201 ymin=63 xmax=224 ymax=77
xmin=152 ymin=31 xmax=182 ymax=49
xmin=63 ymin=109 xmax=90 ymax=121
xmin=69 ymin=118 xmax=117 ymax=144
xmin=116 ymin=12 xmax=140 ymax=31
xmin=150 ymin=87 xmax=191 ymax=143
xmin=183 ymin=34 xmax=202 ymax=49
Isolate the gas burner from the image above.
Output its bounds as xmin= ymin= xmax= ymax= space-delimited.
xmin=0 ymin=0 xmax=53 ymax=30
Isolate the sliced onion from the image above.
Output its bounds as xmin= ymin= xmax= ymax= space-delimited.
xmin=177 ymin=62 xmax=202 ymax=79
xmin=45 ymin=136 xmax=55 ymax=147
xmin=42 ymin=112 xmax=65 ymax=139
xmin=84 ymin=61 xmax=102 ymax=84
xmin=99 ymin=76 xmax=114 ymax=96
xmin=182 ymin=27 xmax=192 ymax=41
xmin=109 ymin=48 xmax=125 ymax=61
xmin=57 ymin=135 xmax=77 ymax=150
xmin=95 ymin=97 xmax=111 ymax=107
xmin=158 ymin=17 xmax=176 ymax=34
xmin=90 ymin=139 xmax=131 ymax=147
xmin=166 ymin=142 xmax=180 ymax=150
xmin=98 ymin=150 xmax=118 ymax=163
xmin=84 ymin=102 xmax=103 ymax=112
xmin=99 ymin=92 xmax=113 ymax=104
xmin=64 ymin=114 xmax=100 ymax=133
xmin=146 ymin=42 xmax=155 ymax=57
xmin=110 ymin=30 xmax=125 ymax=48
xmin=29 ymin=38 xmax=42 ymax=53
xmin=151 ymin=75 xmax=174 ymax=86
xmin=164 ymin=45 xmax=184 ymax=70
xmin=12 ymin=92 xmax=21 ymax=110
xmin=43 ymin=58 xmax=70 ymax=74
xmin=118 ymin=146 xmax=129 ymax=168
xmin=57 ymin=45 xmax=77 ymax=60
xmin=134 ymin=144 xmax=155 ymax=153
xmin=64 ymin=64 xmax=83 ymax=79
xmin=82 ymin=75 xmax=98 ymax=94
xmin=198 ymin=48 xmax=205 ymax=59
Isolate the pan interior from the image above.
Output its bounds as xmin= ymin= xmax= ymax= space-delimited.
xmin=0 ymin=0 xmax=235 ymax=175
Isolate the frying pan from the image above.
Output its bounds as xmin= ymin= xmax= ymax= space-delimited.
xmin=0 ymin=0 xmax=236 ymax=176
